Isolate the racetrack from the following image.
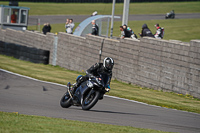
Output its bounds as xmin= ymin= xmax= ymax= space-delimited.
xmin=28 ymin=13 xmax=200 ymax=25
xmin=0 ymin=69 xmax=200 ymax=133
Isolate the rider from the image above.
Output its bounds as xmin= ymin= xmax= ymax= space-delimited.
xmin=154 ymin=23 xmax=162 ymax=39
xmin=71 ymin=57 xmax=114 ymax=99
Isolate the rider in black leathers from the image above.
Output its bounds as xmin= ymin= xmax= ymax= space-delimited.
xmin=139 ymin=24 xmax=154 ymax=38
xmin=71 ymin=57 xmax=114 ymax=99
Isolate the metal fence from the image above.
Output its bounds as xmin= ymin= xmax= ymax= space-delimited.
xmin=1 ymin=0 xmax=200 ymax=3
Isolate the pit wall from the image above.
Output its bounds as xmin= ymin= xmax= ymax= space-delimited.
xmin=0 ymin=28 xmax=199 ymax=98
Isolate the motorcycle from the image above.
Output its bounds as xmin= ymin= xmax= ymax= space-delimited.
xmin=165 ymin=10 xmax=175 ymax=19
xmin=60 ymin=73 xmax=110 ymax=110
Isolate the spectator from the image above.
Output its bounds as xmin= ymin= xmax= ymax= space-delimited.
xmin=90 ymin=20 xmax=99 ymax=36
xmin=139 ymin=24 xmax=154 ymax=38
xmin=120 ymin=25 xmax=131 ymax=39
xmin=42 ymin=23 xmax=51 ymax=35
xmin=65 ymin=18 xmax=75 ymax=34
xmin=46 ymin=23 xmax=51 ymax=33
xmin=154 ymin=23 xmax=162 ymax=39
xmin=69 ymin=19 xmax=75 ymax=33
xmin=65 ymin=18 xmax=69 ymax=30
xmin=123 ymin=24 xmax=137 ymax=39
xmin=11 ymin=11 xmax=17 ymax=23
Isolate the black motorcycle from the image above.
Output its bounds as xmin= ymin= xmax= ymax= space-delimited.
xmin=60 ymin=73 xmax=110 ymax=110
xmin=165 ymin=10 xmax=175 ymax=19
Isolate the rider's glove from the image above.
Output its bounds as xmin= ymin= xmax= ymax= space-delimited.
xmin=105 ymin=85 xmax=110 ymax=92
xmin=105 ymin=88 xmax=110 ymax=92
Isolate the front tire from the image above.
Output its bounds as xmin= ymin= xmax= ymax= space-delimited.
xmin=82 ymin=90 xmax=100 ymax=110
xmin=60 ymin=92 xmax=72 ymax=108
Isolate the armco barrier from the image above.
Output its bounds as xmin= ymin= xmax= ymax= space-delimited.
xmin=0 ymin=28 xmax=199 ymax=98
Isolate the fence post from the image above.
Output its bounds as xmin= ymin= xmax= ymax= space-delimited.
xmin=99 ymin=38 xmax=105 ymax=63
xmin=37 ymin=18 xmax=40 ymax=31
xmin=106 ymin=18 xmax=110 ymax=38
xmin=52 ymin=35 xmax=58 ymax=66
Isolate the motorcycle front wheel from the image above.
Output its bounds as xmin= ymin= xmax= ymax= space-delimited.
xmin=60 ymin=92 xmax=72 ymax=108
xmin=82 ymin=90 xmax=100 ymax=110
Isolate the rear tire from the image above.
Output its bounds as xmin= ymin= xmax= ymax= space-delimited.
xmin=60 ymin=92 xmax=72 ymax=108
xmin=82 ymin=90 xmax=100 ymax=110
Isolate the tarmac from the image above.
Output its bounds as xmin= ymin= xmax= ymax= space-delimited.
xmin=28 ymin=13 xmax=200 ymax=26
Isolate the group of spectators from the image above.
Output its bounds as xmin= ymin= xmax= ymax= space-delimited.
xmin=65 ymin=18 xmax=99 ymax=36
xmin=42 ymin=18 xmax=99 ymax=36
xmin=42 ymin=16 xmax=163 ymax=40
xmin=65 ymin=18 xmax=75 ymax=34
xmin=120 ymin=23 xmax=164 ymax=40
xmin=139 ymin=23 xmax=164 ymax=39
xmin=42 ymin=18 xmax=75 ymax=35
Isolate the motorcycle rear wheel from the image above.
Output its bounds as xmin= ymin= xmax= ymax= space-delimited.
xmin=60 ymin=92 xmax=72 ymax=108
xmin=82 ymin=90 xmax=100 ymax=110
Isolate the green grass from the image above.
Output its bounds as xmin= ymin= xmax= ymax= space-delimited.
xmin=0 ymin=55 xmax=199 ymax=114
xmin=28 ymin=18 xmax=200 ymax=42
xmin=0 ymin=112 xmax=171 ymax=133
xmin=1 ymin=1 xmax=200 ymax=15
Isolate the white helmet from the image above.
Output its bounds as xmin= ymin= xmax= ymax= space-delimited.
xmin=103 ymin=57 xmax=114 ymax=71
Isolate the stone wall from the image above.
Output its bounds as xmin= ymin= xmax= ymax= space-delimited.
xmin=56 ymin=32 xmax=104 ymax=71
xmin=0 ymin=28 xmax=199 ymax=98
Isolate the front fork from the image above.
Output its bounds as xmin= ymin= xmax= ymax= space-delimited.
xmin=67 ymin=82 xmax=73 ymax=98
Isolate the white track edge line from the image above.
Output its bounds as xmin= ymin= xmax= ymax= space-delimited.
xmin=0 ymin=68 xmax=199 ymax=115
xmin=0 ymin=68 xmax=67 ymax=87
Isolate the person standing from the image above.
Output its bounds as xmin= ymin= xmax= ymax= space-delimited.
xmin=154 ymin=23 xmax=162 ymax=39
xmin=69 ymin=19 xmax=75 ymax=34
xmin=42 ymin=23 xmax=51 ymax=35
xmin=139 ymin=24 xmax=154 ymax=38
xmin=65 ymin=18 xmax=69 ymax=33
xmin=42 ymin=23 xmax=48 ymax=35
xmin=90 ymin=20 xmax=99 ymax=36
xmin=11 ymin=11 xmax=17 ymax=23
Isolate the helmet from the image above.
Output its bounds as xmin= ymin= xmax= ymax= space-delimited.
xmin=103 ymin=57 xmax=114 ymax=71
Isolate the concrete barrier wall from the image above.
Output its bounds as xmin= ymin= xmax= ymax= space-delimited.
xmin=56 ymin=33 xmax=104 ymax=71
xmin=0 ymin=28 xmax=199 ymax=98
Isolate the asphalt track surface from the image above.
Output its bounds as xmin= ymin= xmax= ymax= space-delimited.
xmin=1 ymin=69 xmax=200 ymax=133
xmin=28 ymin=13 xmax=200 ymax=25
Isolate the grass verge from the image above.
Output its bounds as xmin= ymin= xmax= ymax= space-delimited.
xmin=0 ymin=55 xmax=199 ymax=114
xmin=1 ymin=1 xmax=200 ymax=15
xmin=0 ymin=111 xmax=171 ymax=133
xmin=28 ymin=18 xmax=200 ymax=42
